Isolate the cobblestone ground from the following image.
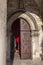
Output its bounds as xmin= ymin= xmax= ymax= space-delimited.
xmin=13 ymin=60 xmax=43 ymax=65
xmin=7 ymin=52 xmax=43 ymax=65
xmin=13 ymin=52 xmax=43 ymax=65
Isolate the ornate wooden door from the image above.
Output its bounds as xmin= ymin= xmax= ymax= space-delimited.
xmin=20 ymin=18 xmax=32 ymax=59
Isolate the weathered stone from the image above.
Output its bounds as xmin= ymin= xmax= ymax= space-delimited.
xmin=0 ymin=0 xmax=7 ymax=65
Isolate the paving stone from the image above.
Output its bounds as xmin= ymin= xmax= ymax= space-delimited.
xmin=13 ymin=52 xmax=43 ymax=65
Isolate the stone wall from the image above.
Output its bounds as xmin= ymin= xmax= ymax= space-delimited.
xmin=7 ymin=0 xmax=40 ymax=15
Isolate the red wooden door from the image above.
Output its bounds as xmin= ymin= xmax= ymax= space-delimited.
xmin=20 ymin=18 xmax=32 ymax=59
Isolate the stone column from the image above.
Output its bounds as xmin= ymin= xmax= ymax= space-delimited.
xmin=0 ymin=0 xmax=7 ymax=65
xmin=32 ymin=30 xmax=40 ymax=60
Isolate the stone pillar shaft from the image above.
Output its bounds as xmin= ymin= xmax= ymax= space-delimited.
xmin=0 ymin=0 xmax=7 ymax=65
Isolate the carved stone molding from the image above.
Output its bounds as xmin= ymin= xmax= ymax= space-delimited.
xmin=31 ymin=30 xmax=39 ymax=37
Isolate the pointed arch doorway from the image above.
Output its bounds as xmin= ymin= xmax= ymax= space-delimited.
xmin=11 ymin=18 xmax=32 ymax=59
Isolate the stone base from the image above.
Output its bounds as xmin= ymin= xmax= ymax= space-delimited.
xmin=40 ymin=54 xmax=43 ymax=60
xmin=32 ymin=55 xmax=41 ymax=61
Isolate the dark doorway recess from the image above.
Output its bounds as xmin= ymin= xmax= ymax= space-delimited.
xmin=10 ymin=18 xmax=21 ymax=60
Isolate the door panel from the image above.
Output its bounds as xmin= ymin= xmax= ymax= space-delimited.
xmin=20 ymin=19 xmax=32 ymax=59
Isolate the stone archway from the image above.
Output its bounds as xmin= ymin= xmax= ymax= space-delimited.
xmin=7 ymin=10 xmax=42 ymax=60
xmin=7 ymin=10 xmax=35 ymax=61
xmin=7 ymin=12 xmax=36 ymax=60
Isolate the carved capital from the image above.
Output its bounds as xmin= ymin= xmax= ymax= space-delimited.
xmin=31 ymin=30 xmax=39 ymax=37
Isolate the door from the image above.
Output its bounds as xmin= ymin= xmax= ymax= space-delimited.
xmin=20 ymin=18 xmax=32 ymax=59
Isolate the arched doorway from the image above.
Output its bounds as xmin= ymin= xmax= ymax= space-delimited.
xmin=11 ymin=18 xmax=32 ymax=60
xmin=7 ymin=10 xmax=42 ymax=61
